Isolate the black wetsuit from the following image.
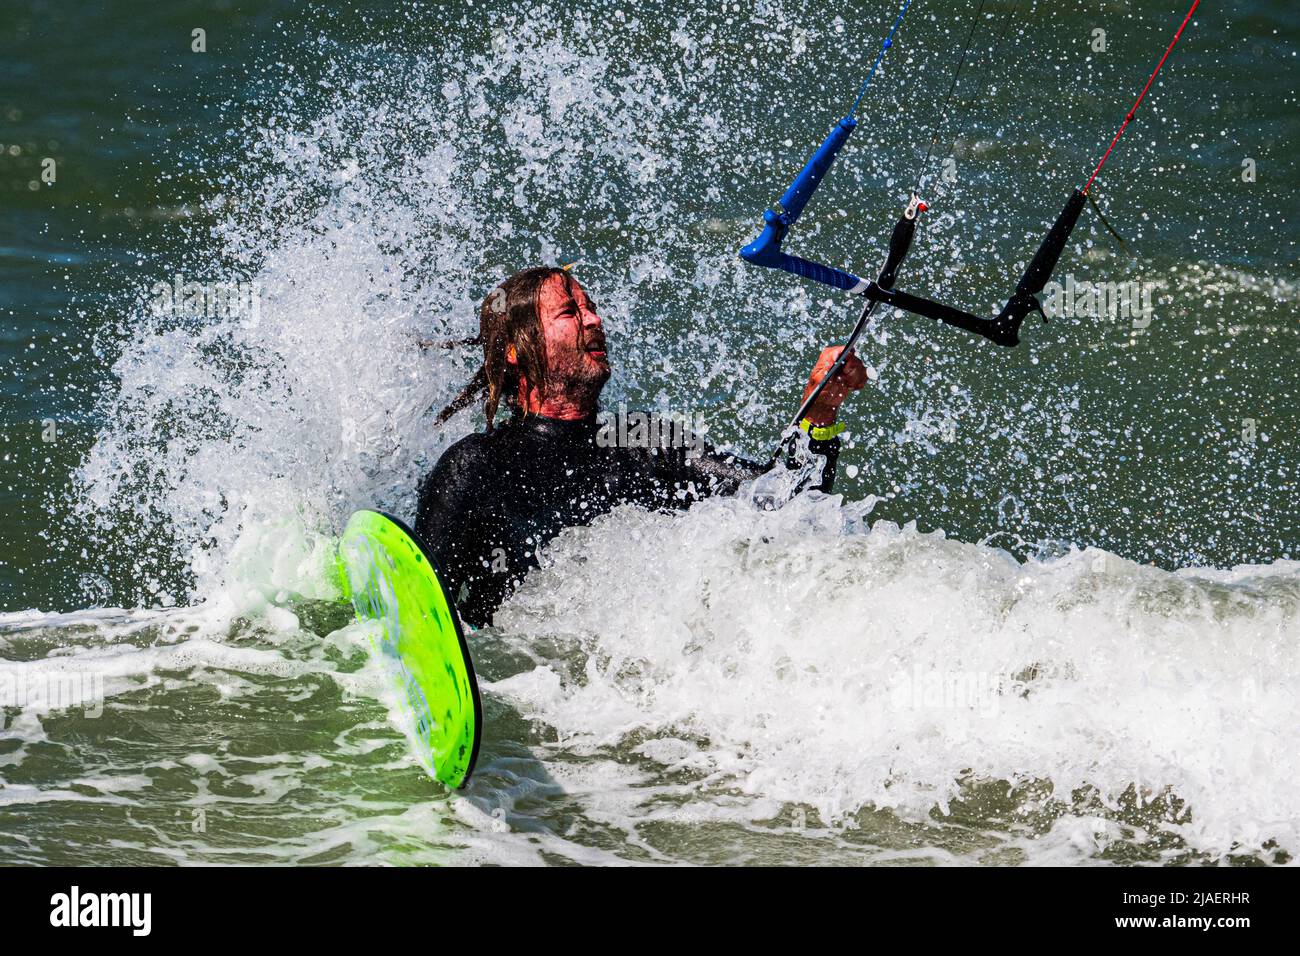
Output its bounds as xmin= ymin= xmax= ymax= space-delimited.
xmin=415 ymin=413 xmax=841 ymax=627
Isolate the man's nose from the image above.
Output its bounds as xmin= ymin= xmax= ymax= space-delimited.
xmin=579 ymin=307 xmax=602 ymax=329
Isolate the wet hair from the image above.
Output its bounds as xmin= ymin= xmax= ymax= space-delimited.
xmin=435 ymin=266 xmax=571 ymax=431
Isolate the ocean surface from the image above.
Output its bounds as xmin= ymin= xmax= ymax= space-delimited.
xmin=0 ymin=0 xmax=1296 ymax=865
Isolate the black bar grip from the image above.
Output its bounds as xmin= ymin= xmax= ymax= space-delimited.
xmin=1013 ymin=189 xmax=1085 ymax=301
xmin=986 ymin=188 xmax=1087 ymax=344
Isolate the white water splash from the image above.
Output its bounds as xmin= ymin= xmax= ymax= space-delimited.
xmin=493 ymin=492 xmax=1300 ymax=860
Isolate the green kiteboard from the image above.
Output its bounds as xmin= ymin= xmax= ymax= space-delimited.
xmin=337 ymin=510 xmax=482 ymax=789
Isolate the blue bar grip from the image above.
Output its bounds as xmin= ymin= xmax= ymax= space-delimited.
xmin=777 ymin=116 xmax=858 ymax=224
xmin=776 ymin=253 xmax=863 ymax=292
xmin=739 ymin=116 xmax=857 ymax=271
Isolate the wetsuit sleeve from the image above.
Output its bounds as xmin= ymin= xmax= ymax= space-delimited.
xmin=687 ymin=434 xmax=843 ymax=494
xmin=625 ymin=416 xmax=843 ymax=500
xmin=677 ymin=443 xmax=767 ymax=496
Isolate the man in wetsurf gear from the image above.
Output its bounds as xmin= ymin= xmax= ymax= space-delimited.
xmin=416 ymin=266 xmax=866 ymax=627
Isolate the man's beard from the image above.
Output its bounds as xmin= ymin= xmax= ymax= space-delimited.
xmin=547 ymin=353 xmax=610 ymax=410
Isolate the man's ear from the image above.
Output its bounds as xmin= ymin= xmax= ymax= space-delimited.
xmin=505 ymin=343 xmax=518 ymax=365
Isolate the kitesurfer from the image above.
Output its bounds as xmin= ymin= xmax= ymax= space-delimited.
xmin=416 ymin=266 xmax=866 ymax=626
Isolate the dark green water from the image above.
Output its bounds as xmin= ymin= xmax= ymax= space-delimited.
xmin=0 ymin=0 xmax=1296 ymax=865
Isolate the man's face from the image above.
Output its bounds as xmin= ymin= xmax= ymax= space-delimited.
xmin=534 ymin=274 xmax=611 ymax=398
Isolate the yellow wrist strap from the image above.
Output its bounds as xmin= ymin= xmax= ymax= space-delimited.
xmin=799 ymin=418 xmax=845 ymax=441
